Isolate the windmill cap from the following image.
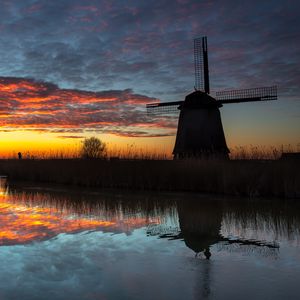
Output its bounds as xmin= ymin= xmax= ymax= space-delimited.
xmin=182 ymin=90 xmax=222 ymax=108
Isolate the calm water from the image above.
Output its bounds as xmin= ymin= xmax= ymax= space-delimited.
xmin=0 ymin=180 xmax=300 ymax=300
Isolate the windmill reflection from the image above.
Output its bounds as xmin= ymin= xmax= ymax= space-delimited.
xmin=177 ymin=200 xmax=223 ymax=259
xmin=149 ymin=199 xmax=279 ymax=259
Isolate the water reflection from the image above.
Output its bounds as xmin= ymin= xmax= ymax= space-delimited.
xmin=0 ymin=183 xmax=160 ymax=245
xmin=1 ymin=178 xmax=300 ymax=300
xmin=1 ymin=180 xmax=299 ymax=253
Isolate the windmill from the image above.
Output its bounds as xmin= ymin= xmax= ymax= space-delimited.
xmin=146 ymin=37 xmax=278 ymax=159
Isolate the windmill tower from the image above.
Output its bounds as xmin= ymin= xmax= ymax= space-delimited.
xmin=147 ymin=37 xmax=278 ymax=159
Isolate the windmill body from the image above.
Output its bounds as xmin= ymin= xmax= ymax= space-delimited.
xmin=147 ymin=37 xmax=277 ymax=159
xmin=173 ymin=90 xmax=229 ymax=159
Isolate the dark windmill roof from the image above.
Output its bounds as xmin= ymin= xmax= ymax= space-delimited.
xmin=181 ymin=90 xmax=222 ymax=109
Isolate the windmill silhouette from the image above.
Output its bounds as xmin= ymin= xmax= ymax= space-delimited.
xmin=147 ymin=37 xmax=278 ymax=159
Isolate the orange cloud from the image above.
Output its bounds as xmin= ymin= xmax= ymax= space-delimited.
xmin=0 ymin=77 xmax=176 ymax=137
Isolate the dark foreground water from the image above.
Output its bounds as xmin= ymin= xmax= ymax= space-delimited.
xmin=0 ymin=181 xmax=299 ymax=300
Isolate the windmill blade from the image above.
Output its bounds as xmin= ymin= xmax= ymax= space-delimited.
xmin=194 ymin=38 xmax=204 ymax=91
xmin=217 ymin=239 xmax=279 ymax=258
xmin=147 ymin=225 xmax=279 ymax=257
xmin=146 ymin=101 xmax=183 ymax=115
xmin=216 ymin=86 xmax=277 ymax=104
xmin=194 ymin=37 xmax=210 ymax=93
xmin=223 ymin=237 xmax=279 ymax=249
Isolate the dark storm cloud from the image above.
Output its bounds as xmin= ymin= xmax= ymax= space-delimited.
xmin=0 ymin=0 xmax=298 ymax=101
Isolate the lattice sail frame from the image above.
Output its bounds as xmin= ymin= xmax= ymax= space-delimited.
xmin=146 ymin=101 xmax=183 ymax=115
xmin=194 ymin=38 xmax=204 ymax=91
xmin=216 ymin=86 xmax=277 ymax=104
xmin=194 ymin=37 xmax=210 ymax=93
xmin=146 ymin=85 xmax=277 ymax=115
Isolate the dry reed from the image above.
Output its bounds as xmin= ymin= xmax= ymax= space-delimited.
xmin=0 ymin=157 xmax=299 ymax=198
xmin=2 ymin=144 xmax=297 ymax=161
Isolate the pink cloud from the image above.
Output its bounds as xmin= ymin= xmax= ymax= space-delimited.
xmin=0 ymin=77 xmax=177 ymax=137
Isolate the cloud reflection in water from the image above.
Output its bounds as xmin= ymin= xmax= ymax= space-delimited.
xmin=0 ymin=189 xmax=159 ymax=246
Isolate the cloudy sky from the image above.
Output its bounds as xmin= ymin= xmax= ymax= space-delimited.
xmin=0 ymin=0 xmax=299 ymax=155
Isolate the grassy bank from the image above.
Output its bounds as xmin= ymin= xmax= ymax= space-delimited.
xmin=0 ymin=159 xmax=299 ymax=198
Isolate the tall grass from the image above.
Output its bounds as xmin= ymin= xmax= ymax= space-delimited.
xmin=0 ymin=144 xmax=299 ymax=198
xmin=2 ymin=144 xmax=297 ymax=161
xmin=2 ymin=144 xmax=169 ymax=160
xmin=0 ymin=158 xmax=299 ymax=198
xmin=6 ymin=148 xmax=81 ymax=160
xmin=229 ymin=145 xmax=297 ymax=160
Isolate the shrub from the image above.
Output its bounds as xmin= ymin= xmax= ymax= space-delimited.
xmin=80 ymin=137 xmax=106 ymax=159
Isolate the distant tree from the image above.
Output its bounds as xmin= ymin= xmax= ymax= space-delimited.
xmin=81 ymin=137 xmax=106 ymax=159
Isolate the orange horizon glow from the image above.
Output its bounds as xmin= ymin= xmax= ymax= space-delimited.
xmin=0 ymin=131 xmax=175 ymax=158
xmin=0 ymin=129 xmax=299 ymax=159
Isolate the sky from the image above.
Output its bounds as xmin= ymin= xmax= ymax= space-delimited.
xmin=0 ymin=0 xmax=299 ymax=156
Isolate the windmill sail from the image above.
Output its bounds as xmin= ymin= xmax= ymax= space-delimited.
xmin=146 ymin=36 xmax=211 ymax=117
xmin=194 ymin=37 xmax=210 ymax=93
xmin=216 ymin=86 xmax=277 ymax=104
xmin=146 ymin=101 xmax=183 ymax=115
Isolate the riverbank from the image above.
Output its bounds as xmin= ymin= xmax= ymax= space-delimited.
xmin=0 ymin=159 xmax=299 ymax=198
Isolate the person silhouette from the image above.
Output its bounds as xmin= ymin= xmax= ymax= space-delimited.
xmin=18 ymin=152 xmax=22 ymax=159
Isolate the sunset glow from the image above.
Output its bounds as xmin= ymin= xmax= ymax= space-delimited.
xmin=0 ymin=188 xmax=160 ymax=245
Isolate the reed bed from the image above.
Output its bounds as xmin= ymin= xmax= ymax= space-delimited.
xmin=3 ymin=144 xmax=297 ymax=160
xmin=4 ymin=145 xmax=169 ymax=160
xmin=0 ymin=158 xmax=299 ymax=198
xmin=229 ymin=145 xmax=297 ymax=160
